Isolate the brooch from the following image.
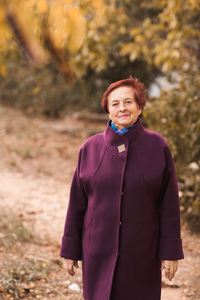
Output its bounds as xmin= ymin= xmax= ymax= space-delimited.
xmin=117 ymin=144 xmax=126 ymax=153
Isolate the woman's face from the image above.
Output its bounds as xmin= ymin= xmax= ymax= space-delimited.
xmin=107 ymin=86 xmax=142 ymax=130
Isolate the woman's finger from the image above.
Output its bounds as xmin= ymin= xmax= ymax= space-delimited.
xmin=171 ymin=261 xmax=178 ymax=279
xmin=74 ymin=260 xmax=79 ymax=268
xmin=161 ymin=260 xmax=165 ymax=270
xmin=162 ymin=260 xmax=179 ymax=281
xmin=170 ymin=261 xmax=178 ymax=280
xmin=164 ymin=266 xmax=171 ymax=280
xmin=164 ymin=261 xmax=171 ymax=280
xmin=174 ymin=261 xmax=179 ymax=273
xmin=165 ymin=262 xmax=178 ymax=281
xmin=67 ymin=261 xmax=75 ymax=276
xmin=168 ymin=268 xmax=174 ymax=281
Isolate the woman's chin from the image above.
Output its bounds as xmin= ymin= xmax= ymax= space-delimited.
xmin=118 ymin=119 xmax=132 ymax=127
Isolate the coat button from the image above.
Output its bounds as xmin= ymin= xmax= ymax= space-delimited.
xmin=121 ymin=191 xmax=124 ymax=196
xmin=120 ymin=221 xmax=122 ymax=225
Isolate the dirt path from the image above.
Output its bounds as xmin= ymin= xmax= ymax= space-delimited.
xmin=0 ymin=105 xmax=200 ymax=299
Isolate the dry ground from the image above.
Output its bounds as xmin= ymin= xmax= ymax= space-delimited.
xmin=0 ymin=104 xmax=200 ymax=299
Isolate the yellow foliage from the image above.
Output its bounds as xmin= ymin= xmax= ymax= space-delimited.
xmin=31 ymin=86 xmax=41 ymax=95
xmin=0 ymin=65 xmax=7 ymax=76
xmin=130 ymin=28 xmax=142 ymax=37
xmin=134 ymin=35 xmax=144 ymax=43
xmin=92 ymin=0 xmax=106 ymax=10
xmin=48 ymin=1 xmax=86 ymax=53
xmin=120 ymin=43 xmax=133 ymax=55
xmin=7 ymin=2 xmax=40 ymax=37
xmin=0 ymin=6 xmax=6 ymax=23
xmin=129 ymin=51 xmax=138 ymax=62
xmin=37 ymin=0 xmax=48 ymax=14
xmin=0 ymin=24 xmax=12 ymax=50
xmin=186 ymin=0 xmax=200 ymax=9
xmin=65 ymin=6 xmax=86 ymax=53
xmin=0 ymin=0 xmax=198 ymax=79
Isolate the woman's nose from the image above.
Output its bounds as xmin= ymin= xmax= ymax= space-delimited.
xmin=119 ymin=102 xmax=126 ymax=111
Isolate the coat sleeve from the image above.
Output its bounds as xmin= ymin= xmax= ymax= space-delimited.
xmin=158 ymin=144 xmax=184 ymax=260
xmin=60 ymin=147 xmax=88 ymax=260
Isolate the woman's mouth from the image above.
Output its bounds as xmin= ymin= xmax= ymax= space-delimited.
xmin=119 ymin=114 xmax=130 ymax=118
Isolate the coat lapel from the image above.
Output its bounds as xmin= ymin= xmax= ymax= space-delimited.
xmin=104 ymin=117 xmax=145 ymax=158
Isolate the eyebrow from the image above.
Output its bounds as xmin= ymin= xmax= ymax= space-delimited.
xmin=111 ymin=97 xmax=133 ymax=103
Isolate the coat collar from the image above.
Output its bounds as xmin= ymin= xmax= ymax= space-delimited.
xmin=104 ymin=117 xmax=145 ymax=158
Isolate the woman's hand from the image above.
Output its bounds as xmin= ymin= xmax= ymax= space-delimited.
xmin=63 ymin=259 xmax=79 ymax=276
xmin=161 ymin=260 xmax=179 ymax=281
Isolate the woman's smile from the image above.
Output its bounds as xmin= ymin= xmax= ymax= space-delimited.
xmin=119 ymin=114 xmax=130 ymax=118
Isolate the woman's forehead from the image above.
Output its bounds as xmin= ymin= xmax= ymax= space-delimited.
xmin=108 ymin=86 xmax=135 ymax=101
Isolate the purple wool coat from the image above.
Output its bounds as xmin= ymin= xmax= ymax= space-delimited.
xmin=60 ymin=117 xmax=184 ymax=300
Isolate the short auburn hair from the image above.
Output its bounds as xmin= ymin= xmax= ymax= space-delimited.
xmin=101 ymin=76 xmax=148 ymax=113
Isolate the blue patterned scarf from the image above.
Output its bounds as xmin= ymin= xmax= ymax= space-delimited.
xmin=110 ymin=117 xmax=139 ymax=135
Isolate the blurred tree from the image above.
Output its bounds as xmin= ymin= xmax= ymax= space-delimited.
xmin=0 ymin=0 xmax=199 ymax=78
xmin=0 ymin=0 xmax=161 ymax=113
xmin=121 ymin=0 xmax=200 ymax=73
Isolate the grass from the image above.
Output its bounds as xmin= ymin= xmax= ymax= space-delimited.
xmin=0 ymin=209 xmax=65 ymax=299
xmin=13 ymin=147 xmax=34 ymax=159
xmin=0 ymin=257 xmax=51 ymax=299
xmin=0 ymin=256 xmax=78 ymax=299
xmin=0 ymin=209 xmax=34 ymax=249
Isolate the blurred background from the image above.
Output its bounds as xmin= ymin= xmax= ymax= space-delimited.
xmin=0 ymin=0 xmax=199 ymax=299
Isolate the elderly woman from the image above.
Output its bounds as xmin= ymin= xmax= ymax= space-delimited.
xmin=60 ymin=77 xmax=184 ymax=300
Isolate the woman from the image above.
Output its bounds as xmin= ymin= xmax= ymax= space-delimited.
xmin=60 ymin=77 xmax=184 ymax=300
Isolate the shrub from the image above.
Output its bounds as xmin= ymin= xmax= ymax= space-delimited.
xmin=144 ymin=71 xmax=200 ymax=232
